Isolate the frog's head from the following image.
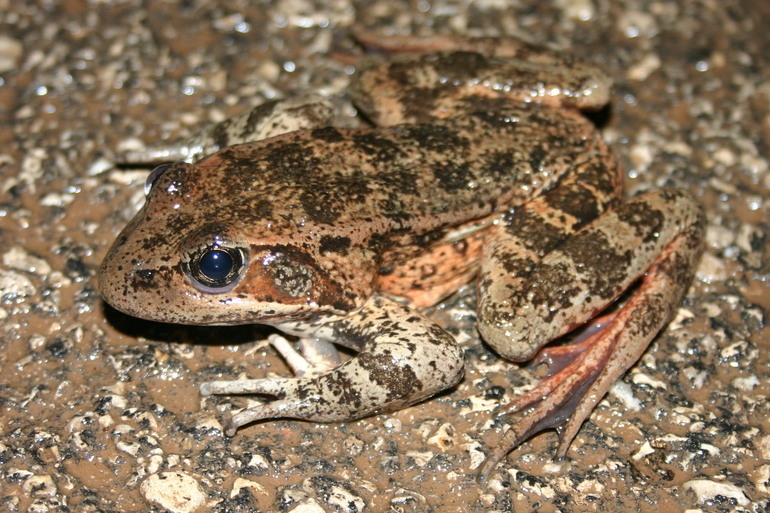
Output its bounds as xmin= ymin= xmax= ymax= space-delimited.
xmin=98 ymin=159 xmax=356 ymax=326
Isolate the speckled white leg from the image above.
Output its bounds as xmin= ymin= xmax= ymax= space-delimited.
xmin=200 ymin=295 xmax=465 ymax=436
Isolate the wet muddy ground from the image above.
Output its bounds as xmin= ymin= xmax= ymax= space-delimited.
xmin=1 ymin=1 xmax=768 ymax=512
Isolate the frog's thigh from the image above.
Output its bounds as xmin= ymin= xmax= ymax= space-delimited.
xmin=476 ymin=190 xmax=704 ymax=480
xmin=201 ymin=295 xmax=464 ymax=435
xmin=476 ymin=175 xmax=618 ymax=357
xmin=478 ymin=189 xmax=704 ymax=361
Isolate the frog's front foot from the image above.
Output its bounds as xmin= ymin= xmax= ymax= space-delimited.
xmin=201 ymin=377 xmax=321 ymax=435
xmin=201 ymin=296 xmax=465 ymax=436
xmin=200 ymin=335 xmax=342 ymax=434
xmin=477 ymin=190 xmax=705 ymax=481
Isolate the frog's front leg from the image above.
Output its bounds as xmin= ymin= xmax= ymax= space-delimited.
xmin=477 ymin=189 xmax=705 ymax=481
xmin=200 ymin=295 xmax=464 ymax=435
xmin=265 ymin=334 xmax=341 ymax=378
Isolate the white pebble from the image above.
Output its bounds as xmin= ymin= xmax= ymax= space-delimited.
xmin=683 ymin=479 xmax=749 ymax=506
xmin=141 ymin=471 xmax=206 ymax=513
xmin=0 ymin=35 xmax=22 ymax=73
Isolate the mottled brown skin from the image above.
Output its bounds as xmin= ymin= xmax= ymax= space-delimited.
xmin=99 ymin=34 xmax=705 ymax=482
xmin=116 ymin=95 xmax=336 ymax=165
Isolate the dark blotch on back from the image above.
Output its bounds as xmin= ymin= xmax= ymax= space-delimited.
xmin=319 ymin=235 xmax=351 ymax=255
xmin=299 ymin=189 xmax=341 ymax=225
xmin=432 ymin=161 xmax=471 ymax=192
xmin=430 ymin=51 xmax=492 ymax=83
xmin=357 ymin=352 xmax=422 ymax=402
xmin=566 ymin=231 xmax=634 ymax=299
xmin=523 ymin=262 xmax=581 ymax=318
xmin=132 ymin=269 xmax=158 ymax=290
xmin=403 ymin=123 xmax=469 ymax=153
xmin=164 ymin=213 xmax=195 ymax=235
xmin=502 ymin=209 xmax=568 ymax=254
xmin=311 ymin=126 xmax=346 ymax=143
xmin=210 ymin=123 xmax=231 ymax=152
xmin=251 ymin=198 xmax=273 ymax=219
xmin=483 ymin=150 xmax=518 ymax=181
xmin=543 ymin=186 xmax=605 ymax=231
xmin=265 ymin=142 xmax=321 ymax=180
xmin=352 ymin=132 xmax=405 ymax=161
xmin=471 ymin=110 xmax=521 ymax=130
xmin=528 ymin=145 xmax=548 ymax=172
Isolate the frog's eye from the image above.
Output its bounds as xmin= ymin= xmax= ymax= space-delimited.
xmin=185 ymin=245 xmax=247 ymax=293
xmin=145 ymin=163 xmax=172 ymax=195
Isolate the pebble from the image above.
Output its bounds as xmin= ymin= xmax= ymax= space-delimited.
xmin=3 ymin=246 xmax=52 ymax=275
xmin=0 ymin=269 xmax=36 ymax=301
xmin=141 ymin=471 xmax=206 ymax=513
xmin=683 ymin=479 xmax=749 ymax=507
xmin=0 ymin=35 xmax=22 ymax=73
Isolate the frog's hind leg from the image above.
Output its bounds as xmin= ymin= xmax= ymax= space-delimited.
xmin=200 ymin=295 xmax=464 ymax=436
xmin=476 ymin=189 xmax=704 ymax=481
xmin=350 ymin=31 xmax=611 ymax=126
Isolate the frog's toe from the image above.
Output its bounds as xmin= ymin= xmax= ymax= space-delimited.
xmin=478 ymin=311 xmax=632 ymax=481
xmin=224 ymin=399 xmax=304 ymax=436
xmin=200 ymin=377 xmax=297 ymax=398
xmin=514 ymin=312 xmax=619 ymax=411
xmin=200 ymin=377 xmax=310 ymax=434
xmin=478 ymin=327 xmax=613 ymax=483
xmin=201 ymin=375 xmax=346 ymax=432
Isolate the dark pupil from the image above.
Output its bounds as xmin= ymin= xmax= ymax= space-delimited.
xmin=198 ymin=249 xmax=234 ymax=281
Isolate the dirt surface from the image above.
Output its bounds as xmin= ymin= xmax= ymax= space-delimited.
xmin=1 ymin=1 xmax=768 ymax=512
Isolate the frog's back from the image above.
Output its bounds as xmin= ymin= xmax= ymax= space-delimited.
xmin=198 ymin=102 xmax=601 ymax=240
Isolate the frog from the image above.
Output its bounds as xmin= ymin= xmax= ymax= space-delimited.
xmin=98 ymin=32 xmax=705 ymax=481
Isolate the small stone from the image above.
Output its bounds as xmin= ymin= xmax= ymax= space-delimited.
xmin=231 ymin=477 xmax=267 ymax=498
xmin=87 ymin=155 xmax=115 ymax=176
xmin=22 ymin=475 xmax=57 ymax=497
xmin=3 ymin=246 xmax=52 ymax=275
xmin=0 ymin=269 xmax=36 ymax=301
xmin=626 ymin=53 xmax=661 ymax=81
xmin=141 ymin=471 xmax=206 ymax=513
xmin=755 ymin=465 xmax=770 ymax=494
xmin=0 ymin=35 xmax=22 ymax=73
xmin=462 ymin=440 xmax=486 ymax=470
xmin=427 ymin=423 xmax=456 ymax=450
xmin=322 ymin=484 xmax=365 ymax=513
xmin=683 ymin=479 xmax=749 ymax=506
xmin=406 ymin=450 xmax=434 ymax=467
xmin=556 ymin=0 xmax=595 ymax=20
xmin=287 ymin=499 xmax=325 ymax=513
xmin=696 ymin=252 xmax=727 ymax=283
